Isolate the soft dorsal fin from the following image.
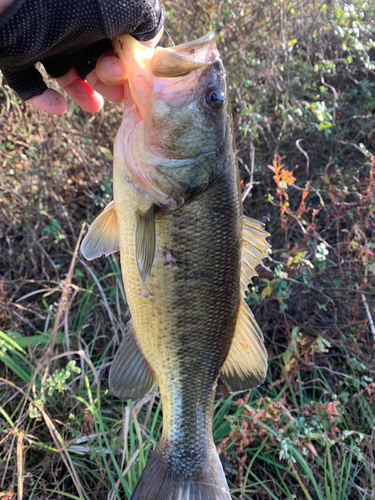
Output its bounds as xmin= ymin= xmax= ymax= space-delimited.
xmin=220 ymin=216 xmax=270 ymax=394
xmin=220 ymin=298 xmax=268 ymax=393
xmin=81 ymin=201 xmax=120 ymax=261
xmin=240 ymin=216 xmax=270 ymax=295
xmin=136 ymin=205 xmax=156 ymax=285
xmin=109 ymin=322 xmax=156 ymax=400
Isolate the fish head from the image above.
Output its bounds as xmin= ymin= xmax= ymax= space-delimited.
xmin=113 ymin=31 xmax=232 ymax=209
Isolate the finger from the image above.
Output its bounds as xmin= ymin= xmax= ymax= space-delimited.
xmin=28 ymin=89 xmax=68 ymax=115
xmin=85 ymin=69 xmax=124 ymax=103
xmin=56 ymin=67 xmax=104 ymax=113
xmin=95 ymin=52 xmax=127 ymax=86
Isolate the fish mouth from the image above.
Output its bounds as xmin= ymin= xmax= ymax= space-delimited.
xmin=150 ymin=31 xmax=218 ymax=77
xmin=112 ymin=31 xmax=222 ymax=117
xmin=113 ymin=30 xmax=219 ymax=80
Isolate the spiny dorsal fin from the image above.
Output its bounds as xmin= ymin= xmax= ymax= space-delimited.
xmin=136 ymin=205 xmax=156 ymax=285
xmin=109 ymin=322 xmax=156 ymax=400
xmin=81 ymin=201 xmax=120 ymax=261
xmin=220 ymin=298 xmax=267 ymax=394
xmin=241 ymin=216 xmax=270 ymax=295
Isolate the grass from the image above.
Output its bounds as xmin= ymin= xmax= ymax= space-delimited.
xmin=1 ymin=0 xmax=375 ymax=499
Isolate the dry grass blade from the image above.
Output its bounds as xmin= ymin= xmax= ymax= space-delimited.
xmin=16 ymin=429 xmax=24 ymax=500
xmin=108 ymin=449 xmax=140 ymax=500
xmin=79 ymin=258 xmax=118 ymax=332
xmin=35 ymin=403 xmax=88 ymax=500
xmin=143 ymin=386 xmax=158 ymax=430
xmin=1 ymin=433 xmax=16 ymax=491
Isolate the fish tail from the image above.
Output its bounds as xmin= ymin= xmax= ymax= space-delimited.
xmin=131 ymin=446 xmax=231 ymax=500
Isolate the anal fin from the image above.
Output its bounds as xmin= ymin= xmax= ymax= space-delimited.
xmin=221 ymin=298 xmax=268 ymax=394
xmin=109 ymin=322 xmax=156 ymax=400
xmin=81 ymin=201 xmax=120 ymax=260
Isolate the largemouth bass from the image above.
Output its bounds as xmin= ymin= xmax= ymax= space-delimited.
xmin=81 ymin=30 xmax=270 ymax=500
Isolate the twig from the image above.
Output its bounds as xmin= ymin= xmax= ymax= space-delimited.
xmin=242 ymin=140 xmax=255 ymax=202
xmin=16 ymin=286 xmax=57 ymax=303
xmin=47 ymin=223 xmax=86 ymax=356
xmin=339 ymin=442 xmax=375 ymax=471
xmin=321 ymin=76 xmax=337 ymax=125
xmin=356 ymin=284 xmax=375 ymax=341
xmin=338 ymin=140 xmax=370 ymax=158
xmin=296 ymin=139 xmax=310 ymax=179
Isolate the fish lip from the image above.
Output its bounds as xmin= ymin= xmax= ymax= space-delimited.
xmin=150 ymin=31 xmax=219 ymax=78
xmin=170 ymin=31 xmax=216 ymax=51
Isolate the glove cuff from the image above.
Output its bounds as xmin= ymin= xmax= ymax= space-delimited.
xmin=20 ymin=82 xmax=48 ymax=100
xmin=2 ymin=66 xmax=48 ymax=101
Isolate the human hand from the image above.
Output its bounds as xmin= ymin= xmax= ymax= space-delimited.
xmin=0 ymin=0 xmax=163 ymax=115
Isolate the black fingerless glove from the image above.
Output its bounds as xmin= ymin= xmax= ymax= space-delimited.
xmin=0 ymin=0 xmax=163 ymax=100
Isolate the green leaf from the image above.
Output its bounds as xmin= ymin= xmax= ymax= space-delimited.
xmin=0 ymin=330 xmax=27 ymax=354
xmin=261 ymin=283 xmax=274 ymax=299
xmin=9 ymin=331 xmax=64 ymax=348
xmin=98 ymin=145 xmax=113 ymax=160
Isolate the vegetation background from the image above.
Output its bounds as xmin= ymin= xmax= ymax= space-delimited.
xmin=1 ymin=0 xmax=374 ymax=498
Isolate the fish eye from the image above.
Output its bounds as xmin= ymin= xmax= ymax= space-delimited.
xmin=205 ymin=87 xmax=224 ymax=109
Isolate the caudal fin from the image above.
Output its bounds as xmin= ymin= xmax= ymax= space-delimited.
xmin=131 ymin=446 xmax=231 ymax=500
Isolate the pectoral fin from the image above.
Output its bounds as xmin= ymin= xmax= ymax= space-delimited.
xmin=109 ymin=322 xmax=156 ymax=400
xmin=221 ymin=298 xmax=268 ymax=393
xmin=240 ymin=216 xmax=271 ymax=295
xmin=81 ymin=201 xmax=120 ymax=260
xmin=136 ymin=206 xmax=156 ymax=284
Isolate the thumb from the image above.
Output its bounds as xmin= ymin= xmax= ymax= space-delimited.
xmin=2 ymin=65 xmax=47 ymax=100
